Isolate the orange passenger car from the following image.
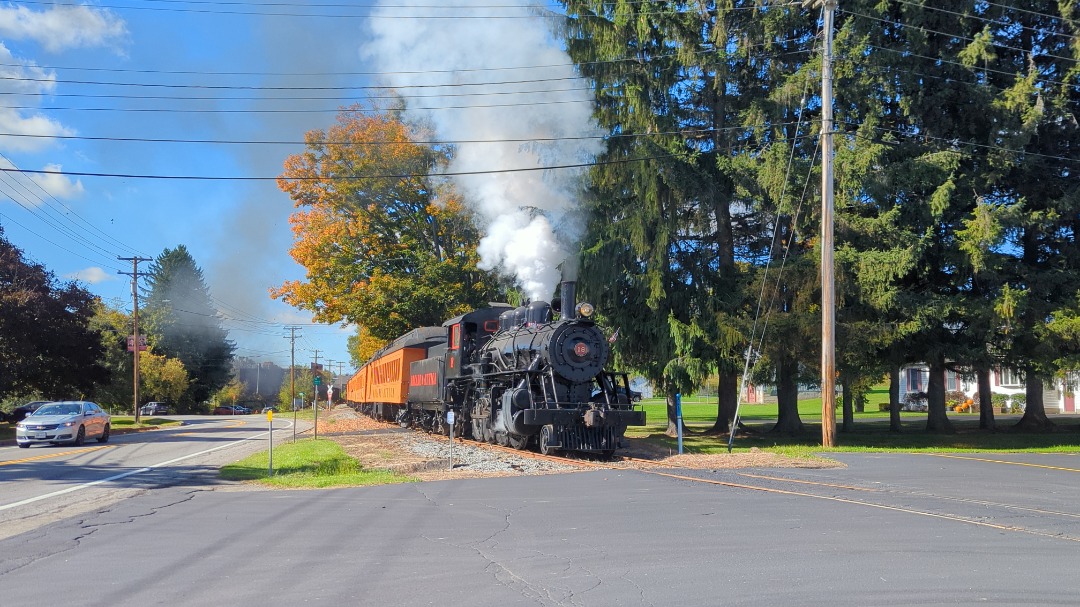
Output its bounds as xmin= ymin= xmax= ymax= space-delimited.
xmin=367 ymin=348 xmax=427 ymax=404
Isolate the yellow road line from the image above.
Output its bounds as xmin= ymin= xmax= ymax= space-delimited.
xmin=0 ymin=445 xmax=114 ymax=466
xmin=922 ymin=453 xmax=1080 ymax=473
xmin=642 ymin=469 xmax=1080 ymax=543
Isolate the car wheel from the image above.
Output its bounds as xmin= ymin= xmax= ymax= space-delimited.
xmin=18 ymin=443 xmax=29 ymax=449
xmin=73 ymin=426 xmax=85 ymax=446
xmin=97 ymin=424 xmax=110 ymax=443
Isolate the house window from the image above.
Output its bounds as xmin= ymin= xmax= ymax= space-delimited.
xmin=907 ymin=368 xmax=924 ymax=392
xmin=999 ymin=368 xmax=1021 ymax=387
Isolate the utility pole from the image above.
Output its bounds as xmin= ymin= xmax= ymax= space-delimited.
xmin=819 ymin=0 xmax=838 ymax=448
xmin=311 ymin=349 xmax=321 ymax=409
xmin=119 ymin=256 xmax=152 ymax=423
xmin=284 ymin=327 xmax=301 ymax=409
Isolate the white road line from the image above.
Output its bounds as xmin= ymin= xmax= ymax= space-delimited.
xmin=0 ymin=424 xmax=292 ymax=512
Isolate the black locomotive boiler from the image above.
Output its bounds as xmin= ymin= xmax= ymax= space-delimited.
xmin=346 ymin=281 xmax=645 ymax=455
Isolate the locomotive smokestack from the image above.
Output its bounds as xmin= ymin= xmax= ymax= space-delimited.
xmin=561 ymin=281 xmax=576 ymax=320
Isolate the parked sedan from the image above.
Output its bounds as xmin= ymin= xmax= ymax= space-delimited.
xmin=16 ymin=401 xmax=110 ymax=448
xmin=212 ymin=405 xmax=251 ymax=415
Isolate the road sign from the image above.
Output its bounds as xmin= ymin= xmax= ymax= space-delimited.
xmin=126 ymin=335 xmax=147 ymax=352
xmin=313 ymin=376 xmax=322 ymax=386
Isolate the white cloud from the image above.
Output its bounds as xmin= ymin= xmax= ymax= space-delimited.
xmin=0 ymin=5 xmax=127 ymax=53
xmin=0 ymin=158 xmax=81 ymax=206
xmin=66 ymin=267 xmax=116 ymax=284
xmin=0 ymin=42 xmax=75 ymax=153
xmin=30 ymin=163 xmax=84 ymax=198
xmin=0 ymin=109 xmax=75 ymax=152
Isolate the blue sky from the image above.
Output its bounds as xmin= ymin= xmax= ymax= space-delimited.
xmin=0 ymin=1 xmax=600 ymax=378
xmin=0 ymin=2 xmax=395 ymax=374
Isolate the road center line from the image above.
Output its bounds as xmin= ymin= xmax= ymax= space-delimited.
xmin=0 ymin=445 xmax=114 ymax=467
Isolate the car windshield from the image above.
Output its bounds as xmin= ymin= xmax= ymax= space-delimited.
xmin=34 ymin=403 xmax=82 ymax=416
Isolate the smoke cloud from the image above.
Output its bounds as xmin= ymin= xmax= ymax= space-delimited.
xmin=363 ymin=1 xmax=604 ymax=301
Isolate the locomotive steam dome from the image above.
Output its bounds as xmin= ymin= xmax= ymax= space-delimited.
xmin=547 ymin=321 xmax=608 ymax=382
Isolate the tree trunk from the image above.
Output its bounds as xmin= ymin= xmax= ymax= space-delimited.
xmin=665 ymin=390 xmax=690 ymax=437
xmin=772 ymin=356 xmax=804 ymax=434
xmin=706 ymin=370 xmax=738 ymax=434
xmin=1015 ymin=372 xmax=1054 ymax=431
xmin=925 ymin=360 xmax=955 ymax=434
xmin=889 ymin=365 xmax=901 ymax=432
xmin=841 ymin=378 xmax=853 ymax=433
xmin=977 ymin=367 xmax=995 ymax=430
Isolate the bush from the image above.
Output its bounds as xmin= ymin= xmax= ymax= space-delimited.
xmin=903 ymin=391 xmax=928 ymax=412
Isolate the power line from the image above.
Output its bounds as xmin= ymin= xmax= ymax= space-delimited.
xmin=14 ymin=0 xmax=803 ymax=19
xmin=0 ymin=123 xmax=802 ymax=146
xmin=0 ymin=153 xmax=678 ymax=180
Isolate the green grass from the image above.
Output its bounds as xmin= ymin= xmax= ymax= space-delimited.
xmin=111 ymin=416 xmax=184 ymax=429
xmin=219 ymin=438 xmax=415 ymax=488
xmin=628 ymin=394 xmax=1080 ymax=455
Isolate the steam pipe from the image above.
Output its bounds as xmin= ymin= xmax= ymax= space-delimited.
xmin=561 ymin=281 xmax=576 ymax=320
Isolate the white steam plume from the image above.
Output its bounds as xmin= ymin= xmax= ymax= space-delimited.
xmin=363 ymin=1 xmax=604 ymax=301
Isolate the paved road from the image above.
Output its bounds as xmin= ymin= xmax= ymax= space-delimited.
xmin=2 ymin=451 xmax=1080 ymax=606
xmin=0 ymin=415 xmax=304 ymax=540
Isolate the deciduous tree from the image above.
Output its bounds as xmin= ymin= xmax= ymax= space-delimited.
xmin=0 ymin=227 xmax=108 ymax=398
xmin=273 ymin=106 xmax=505 ymax=342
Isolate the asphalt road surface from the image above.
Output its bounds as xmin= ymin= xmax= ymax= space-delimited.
xmin=0 ymin=415 xmax=303 ymax=540
xmin=3 ymin=449 xmax=1080 ymax=606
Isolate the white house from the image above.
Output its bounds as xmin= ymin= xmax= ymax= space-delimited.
xmin=898 ymin=364 xmax=1077 ymax=413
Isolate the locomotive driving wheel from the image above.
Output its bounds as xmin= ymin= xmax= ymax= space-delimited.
xmin=539 ymin=424 xmax=558 ymax=456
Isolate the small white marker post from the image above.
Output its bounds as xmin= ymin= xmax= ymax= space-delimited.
xmin=447 ymin=410 xmax=455 ymax=471
xmin=267 ymin=409 xmax=274 ymax=477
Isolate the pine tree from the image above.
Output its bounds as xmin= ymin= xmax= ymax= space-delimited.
xmin=141 ymin=245 xmax=235 ymax=411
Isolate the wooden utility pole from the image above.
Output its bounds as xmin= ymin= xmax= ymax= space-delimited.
xmin=284 ymin=326 xmax=301 ymax=442
xmin=819 ymin=0 xmax=838 ymax=448
xmin=119 ymin=256 xmax=152 ymax=423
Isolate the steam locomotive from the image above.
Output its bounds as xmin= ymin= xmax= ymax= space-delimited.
xmin=345 ymin=281 xmax=645 ymax=455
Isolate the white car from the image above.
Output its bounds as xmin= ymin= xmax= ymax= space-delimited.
xmin=15 ymin=401 xmax=111 ymax=448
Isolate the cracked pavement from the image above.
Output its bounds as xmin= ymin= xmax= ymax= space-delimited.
xmin=4 ymin=456 xmax=1080 ymax=606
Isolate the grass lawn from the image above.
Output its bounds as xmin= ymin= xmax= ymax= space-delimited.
xmin=111 ymin=416 xmax=186 ymax=429
xmin=220 ymin=438 xmax=415 ymax=488
xmin=628 ymin=390 xmax=1080 ymax=456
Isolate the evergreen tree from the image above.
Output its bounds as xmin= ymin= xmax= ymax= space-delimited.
xmin=141 ymin=245 xmax=235 ymax=411
xmin=563 ymin=0 xmax=818 ymax=435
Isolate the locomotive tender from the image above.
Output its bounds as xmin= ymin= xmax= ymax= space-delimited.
xmin=345 ymin=281 xmax=645 ymax=455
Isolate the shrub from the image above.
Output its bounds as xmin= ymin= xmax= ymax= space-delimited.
xmin=903 ymin=391 xmax=928 ymax=412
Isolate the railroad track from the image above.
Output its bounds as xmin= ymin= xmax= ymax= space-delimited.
xmin=335 ymin=407 xmax=660 ymax=470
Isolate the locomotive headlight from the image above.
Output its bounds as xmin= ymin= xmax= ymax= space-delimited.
xmin=576 ymin=302 xmax=595 ymax=318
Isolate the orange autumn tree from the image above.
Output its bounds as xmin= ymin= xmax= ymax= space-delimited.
xmin=272 ymin=106 xmax=505 ymax=362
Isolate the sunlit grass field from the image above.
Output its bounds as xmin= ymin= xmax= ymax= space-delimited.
xmin=627 ymin=387 xmax=1080 ymax=455
xmin=220 ymin=438 xmax=416 ymax=488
